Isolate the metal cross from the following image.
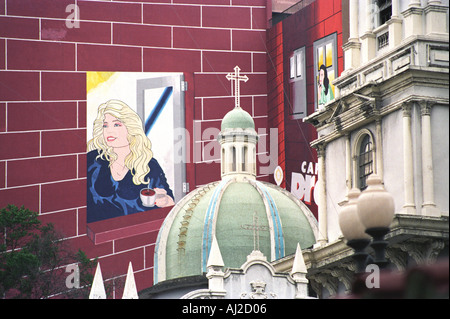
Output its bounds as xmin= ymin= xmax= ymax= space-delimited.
xmin=241 ymin=211 xmax=270 ymax=251
xmin=226 ymin=65 xmax=249 ymax=108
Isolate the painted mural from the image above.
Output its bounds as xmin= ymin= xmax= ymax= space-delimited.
xmin=315 ymin=33 xmax=337 ymax=111
xmin=86 ymin=72 xmax=180 ymax=223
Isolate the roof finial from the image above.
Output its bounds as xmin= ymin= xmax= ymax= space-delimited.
xmin=226 ymin=66 xmax=248 ymax=109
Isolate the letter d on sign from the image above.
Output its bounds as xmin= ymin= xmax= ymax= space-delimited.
xmin=66 ymin=264 xmax=80 ymax=289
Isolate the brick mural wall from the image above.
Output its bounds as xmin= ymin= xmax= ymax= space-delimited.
xmin=267 ymin=0 xmax=344 ymax=219
xmin=0 ymin=0 xmax=269 ymax=297
xmin=266 ymin=22 xmax=285 ymax=188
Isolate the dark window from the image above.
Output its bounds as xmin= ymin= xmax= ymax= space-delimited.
xmin=358 ymin=135 xmax=373 ymax=190
xmin=232 ymin=146 xmax=236 ymax=172
xmin=242 ymin=146 xmax=247 ymax=172
xmin=377 ymin=0 xmax=392 ymax=25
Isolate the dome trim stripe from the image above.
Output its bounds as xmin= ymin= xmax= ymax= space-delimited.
xmin=255 ymin=181 xmax=285 ymax=260
xmin=202 ymin=179 xmax=230 ymax=272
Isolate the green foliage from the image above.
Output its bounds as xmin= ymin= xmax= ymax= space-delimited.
xmin=0 ymin=205 xmax=97 ymax=299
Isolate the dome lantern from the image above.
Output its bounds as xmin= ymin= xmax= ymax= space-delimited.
xmin=218 ymin=66 xmax=258 ymax=181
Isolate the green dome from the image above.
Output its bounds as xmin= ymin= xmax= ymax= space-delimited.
xmin=154 ymin=178 xmax=318 ymax=284
xmin=221 ymin=107 xmax=255 ymax=131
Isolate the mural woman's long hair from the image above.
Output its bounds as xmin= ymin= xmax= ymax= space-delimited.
xmin=319 ymin=64 xmax=330 ymax=96
xmin=87 ymin=99 xmax=153 ymax=186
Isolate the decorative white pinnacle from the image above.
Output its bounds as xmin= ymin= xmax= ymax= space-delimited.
xmin=122 ymin=262 xmax=139 ymax=299
xmin=291 ymin=243 xmax=307 ymax=275
xmin=207 ymin=235 xmax=224 ymax=268
xmin=89 ymin=262 xmax=107 ymax=299
xmin=226 ymin=65 xmax=249 ymax=108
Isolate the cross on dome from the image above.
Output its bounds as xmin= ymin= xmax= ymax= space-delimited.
xmin=241 ymin=211 xmax=270 ymax=252
xmin=226 ymin=66 xmax=249 ymax=109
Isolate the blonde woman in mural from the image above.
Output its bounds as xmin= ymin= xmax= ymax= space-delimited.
xmin=87 ymin=99 xmax=174 ymax=223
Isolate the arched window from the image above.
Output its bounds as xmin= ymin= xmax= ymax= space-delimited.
xmin=358 ymin=134 xmax=373 ymax=190
xmin=352 ymin=129 xmax=376 ymax=191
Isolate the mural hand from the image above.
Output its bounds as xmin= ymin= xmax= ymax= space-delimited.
xmin=154 ymin=188 xmax=175 ymax=207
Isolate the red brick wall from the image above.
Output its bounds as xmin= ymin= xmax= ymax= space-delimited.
xmin=266 ymin=22 xmax=286 ymax=188
xmin=0 ymin=0 xmax=269 ymax=297
xmin=267 ymin=0 xmax=344 ymax=219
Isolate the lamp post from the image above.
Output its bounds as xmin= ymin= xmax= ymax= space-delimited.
xmin=339 ymin=188 xmax=372 ymax=273
xmin=339 ymin=174 xmax=395 ymax=272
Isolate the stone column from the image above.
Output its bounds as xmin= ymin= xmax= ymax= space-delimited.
xmin=402 ymin=1 xmax=424 ymax=39
xmin=424 ymin=0 xmax=448 ymax=36
xmin=316 ymin=144 xmax=328 ymax=246
xmin=402 ymin=102 xmax=416 ymax=214
xmin=419 ymin=101 xmax=440 ymax=216
xmin=361 ymin=0 xmax=376 ymax=63
xmin=387 ymin=0 xmax=403 ymax=49
xmin=375 ymin=119 xmax=384 ymax=181
xmin=343 ymin=0 xmax=361 ymax=71
xmin=345 ymin=134 xmax=352 ymax=196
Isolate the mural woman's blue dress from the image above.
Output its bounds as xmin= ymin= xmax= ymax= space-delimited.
xmin=87 ymin=150 xmax=174 ymax=223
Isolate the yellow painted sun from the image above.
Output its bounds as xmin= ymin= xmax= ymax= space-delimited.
xmin=86 ymin=72 xmax=115 ymax=94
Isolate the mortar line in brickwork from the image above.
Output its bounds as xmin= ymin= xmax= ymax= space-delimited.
xmin=1 ymin=151 xmax=87 ymax=162
xmin=4 ymin=160 xmax=7 ymax=189
xmin=75 ymin=43 xmax=78 ymax=71
xmin=143 ymin=245 xmax=146 ymax=269
xmin=4 ymin=102 xmax=7 ymax=132
xmin=38 ymin=205 xmax=87 ymax=216
xmin=2 ymin=36 xmax=267 ymax=55
xmin=194 ymin=94 xmax=267 ymax=100
xmin=38 ymin=184 xmax=41 ymax=213
xmin=193 ymin=71 xmax=267 ymax=74
xmin=0 ymin=128 xmax=85 ymax=135
xmin=2 ymin=179 xmax=87 ymax=196
xmin=201 ymin=97 xmax=204 ymax=120
xmin=252 ymin=95 xmax=255 ymax=115
xmin=0 ymin=38 xmax=267 ymax=56
xmin=76 ymin=101 xmax=80 ymax=128
xmin=2 ymin=14 xmax=266 ymax=32
xmin=76 ymin=207 xmax=80 ymax=236
xmin=39 ymin=130 xmax=42 ymax=157
xmin=230 ymin=28 xmax=233 ymax=51
xmin=141 ymin=47 xmax=143 ymax=71
xmin=39 ymin=72 xmax=42 ymax=101
xmin=3 ymin=40 xmax=5 ymax=71
xmin=250 ymin=6 xmax=253 ymax=30
xmin=0 ymin=68 xmax=83 ymax=74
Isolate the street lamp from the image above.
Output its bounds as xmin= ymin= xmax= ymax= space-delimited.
xmin=339 ymin=174 xmax=395 ymax=272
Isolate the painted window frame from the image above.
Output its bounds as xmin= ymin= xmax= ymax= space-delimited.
xmin=313 ymin=33 xmax=338 ymax=112
xmin=289 ymin=46 xmax=307 ymax=119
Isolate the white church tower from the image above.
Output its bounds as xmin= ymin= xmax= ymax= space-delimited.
xmin=218 ymin=66 xmax=258 ymax=181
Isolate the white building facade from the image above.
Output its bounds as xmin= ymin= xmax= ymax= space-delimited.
xmin=288 ymin=0 xmax=450 ymax=298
